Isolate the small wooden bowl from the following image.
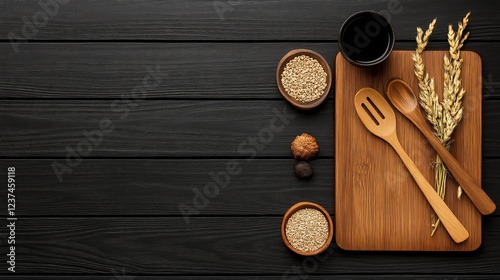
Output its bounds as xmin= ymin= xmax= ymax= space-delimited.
xmin=281 ymin=202 xmax=334 ymax=256
xmin=276 ymin=49 xmax=332 ymax=110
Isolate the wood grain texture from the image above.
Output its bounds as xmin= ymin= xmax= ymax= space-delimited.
xmin=1 ymin=42 xmax=500 ymax=99
xmin=1 ymin=217 xmax=499 ymax=275
xmin=0 ymin=42 xmax=332 ymax=99
xmin=386 ymin=79 xmax=495 ymax=215
xmin=0 ymin=100 xmax=334 ymax=157
xmin=354 ymin=88 xmax=469 ymax=243
xmin=1 ymin=159 xmax=499 ymax=217
xmin=0 ymin=1 xmax=498 ymax=278
xmin=1 ymin=99 xmax=500 ymax=157
xmin=0 ymin=159 xmax=334 ymax=216
xmin=484 ymin=160 xmax=500 ymax=216
xmin=0 ymin=0 xmax=499 ymax=41
xmin=336 ymin=51 xmax=482 ymax=251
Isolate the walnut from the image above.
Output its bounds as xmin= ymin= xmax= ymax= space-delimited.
xmin=290 ymin=133 xmax=319 ymax=160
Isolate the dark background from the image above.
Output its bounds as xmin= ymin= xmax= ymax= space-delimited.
xmin=1 ymin=0 xmax=500 ymax=279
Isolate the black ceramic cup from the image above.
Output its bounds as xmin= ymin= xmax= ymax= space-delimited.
xmin=339 ymin=11 xmax=395 ymax=67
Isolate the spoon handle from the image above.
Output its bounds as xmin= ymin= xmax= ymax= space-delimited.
xmin=387 ymin=134 xmax=469 ymax=243
xmin=415 ymin=118 xmax=496 ymax=215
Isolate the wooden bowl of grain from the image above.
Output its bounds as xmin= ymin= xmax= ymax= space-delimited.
xmin=281 ymin=201 xmax=334 ymax=256
xmin=276 ymin=49 xmax=332 ymax=110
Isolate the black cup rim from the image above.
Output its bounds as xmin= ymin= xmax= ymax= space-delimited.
xmin=338 ymin=10 xmax=395 ymax=67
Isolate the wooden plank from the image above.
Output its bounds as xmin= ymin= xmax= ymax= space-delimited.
xmin=0 ymin=0 xmax=498 ymax=41
xmin=484 ymin=159 xmax=500 ymax=216
xmin=0 ymin=42 xmax=317 ymax=99
xmin=1 ymin=159 xmax=498 ymax=217
xmin=0 ymin=159 xmax=335 ymax=216
xmin=1 ymin=217 xmax=499 ymax=274
xmin=0 ymin=100 xmax=499 ymax=157
xmin=484 ymin=101 xmax=500 ymax=156
xmin=1 ymin=42 xmax=500 ymax=99
xmin=0 ymin=100 xmax=334 ymax=157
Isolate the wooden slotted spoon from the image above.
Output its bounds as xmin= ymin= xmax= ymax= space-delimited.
xmin=354 ymin=87 xmax=469 ymax=243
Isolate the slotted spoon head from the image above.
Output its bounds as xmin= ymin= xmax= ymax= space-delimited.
xmin=354 ymin=88 xmax=397 ymax=139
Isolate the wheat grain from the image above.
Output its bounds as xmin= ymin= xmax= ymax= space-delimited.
xmin=285 ymin=208 xmax=329 ymax=253
xmin=281 ymin=55 xmax=327 ymax=103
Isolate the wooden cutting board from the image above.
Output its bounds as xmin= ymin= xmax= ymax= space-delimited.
xmin=335 ymin=50 xmax=482 ymax=251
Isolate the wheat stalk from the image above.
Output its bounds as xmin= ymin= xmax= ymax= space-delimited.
xmin=412 ymin=19 xmax=443 ymax=138
xmin=443 ymin=12 xmax=470 ymax=143
xmin=412 ymin=13 xmax=470 ymax=236
xmin=440 ymin=12 xmax=469 ymax=206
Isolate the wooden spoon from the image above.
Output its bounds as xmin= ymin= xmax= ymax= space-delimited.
xmin=385 ymin=78 xmax=496 ymax=215
xmin=354 ymin=88 xmax=469 ymax=243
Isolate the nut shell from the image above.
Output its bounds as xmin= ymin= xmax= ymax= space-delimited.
xmin=291 ymin=133 xmax=319 ymax=160
xmin=294 ymin=161 xmax=313 ymax=179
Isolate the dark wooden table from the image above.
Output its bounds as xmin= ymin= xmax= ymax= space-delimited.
xmin=1 ymin=0 xmax=500 ymax=279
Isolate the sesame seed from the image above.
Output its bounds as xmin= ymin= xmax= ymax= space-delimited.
xmin=285 ymin=208 xmax=329 ymax=253
xmin=281 ymin=55 xmax=327 ymax=103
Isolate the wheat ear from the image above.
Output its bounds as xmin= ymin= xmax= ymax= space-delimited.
xmin=412 ymin=19 xmax=442 ymax=137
